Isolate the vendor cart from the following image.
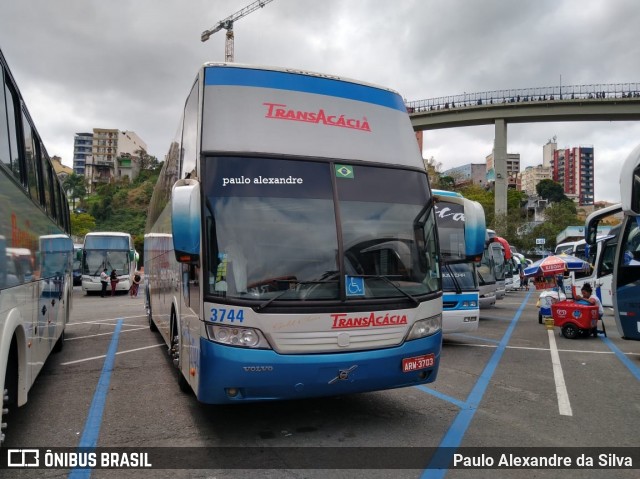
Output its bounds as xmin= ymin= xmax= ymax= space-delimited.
xmin=551 ymin=300 xmax=601 ymax=339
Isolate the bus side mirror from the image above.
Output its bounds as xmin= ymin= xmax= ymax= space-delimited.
xmin=171 ymin=179 xmax=201 ymax=264
xmin=76 ymin=249 xmax=82 ymax=261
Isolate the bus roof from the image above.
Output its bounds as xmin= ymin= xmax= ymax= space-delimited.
xmin=432 ymin=189 xmax=463 ymax=198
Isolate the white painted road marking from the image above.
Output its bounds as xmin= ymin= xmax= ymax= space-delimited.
xmin=548 ymin=329 xmax=573 ymax=416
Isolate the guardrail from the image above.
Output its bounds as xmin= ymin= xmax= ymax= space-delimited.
xmin=406 ymin=83 xmax=640 ymax=113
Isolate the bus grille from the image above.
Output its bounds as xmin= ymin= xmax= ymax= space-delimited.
xmin=269 ymin=327 xmax=406 ymax=354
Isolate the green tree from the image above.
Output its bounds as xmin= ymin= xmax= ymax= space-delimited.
xmin=536 ymin=179 xmax=568 ymax=203
xmin=70 ymin=212 xmax=96 ymax=237
xmin=531 ymin=201 xmax=580 ymax=250
xmin=62 ymin=173 xmax=87 ymax=209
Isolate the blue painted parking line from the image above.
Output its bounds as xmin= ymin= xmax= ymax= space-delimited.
xmin=601 ymin=335 xmax=640 ymax=381
xmin=419 ymin=292 xmax=532 ymax=479
xmin=415 ymin=385 xmax=467 ymax=410
xmin=68 ymin=319 xmax=123 ymax=479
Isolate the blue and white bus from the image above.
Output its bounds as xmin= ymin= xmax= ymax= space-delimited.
xmin=433 ymin=190 xmax=486 ymax=333
xmin=0 ymin=47 xmax=73 ymax=443
xmin=81 ymin=231 xmax=137 ymax=294
xmin=145 ymin=63 xmax=443 ymax=403
xmin=586 ymin=145 xmax=640 ymax=339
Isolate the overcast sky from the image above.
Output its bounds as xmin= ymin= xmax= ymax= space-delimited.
xmin=2 ymin=0 xmax=640 ymax=203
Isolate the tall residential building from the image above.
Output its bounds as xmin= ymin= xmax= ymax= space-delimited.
xmin=442 ymin=163 xmax=488 ymax=187
xmin=84 ymin=128 xmax=148 ymax=192
xmin=520 ymin=164 xmax=552 ymax=196
xmin=73 ymin=132 xmax=93 ymax=175
xmin=551 ymin=146 xmax=594 ymax=206
xmin=485 ymin=151 xmax=520 ymax=188
xmin=542 ymin=137 xmax=556 ymax=167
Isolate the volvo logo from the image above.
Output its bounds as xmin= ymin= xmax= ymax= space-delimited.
xmin=242 ymin=366 xmax=273 ymax=372
xmin=328 ymin=365 xmax=358 ymax=384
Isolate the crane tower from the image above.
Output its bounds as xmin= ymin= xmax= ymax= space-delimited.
xmin=201 ymin=0 xmax=274 ymax=62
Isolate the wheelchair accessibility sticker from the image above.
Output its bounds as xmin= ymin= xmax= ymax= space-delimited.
xmin=345 ymin=276 xmax=365 ymax=297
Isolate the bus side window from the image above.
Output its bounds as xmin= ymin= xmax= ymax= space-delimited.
xmin=3 ymin=79 xmax=23 ymax=183
xmin=22 ymin=111 xmax=42 ymax=204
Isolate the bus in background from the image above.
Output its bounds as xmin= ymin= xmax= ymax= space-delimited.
xmin=572 ymin=225 xmax=620 ymax=307
xmin=433 ymin=190 xmax=486 ymax=333
xmin=72 ymin=243 xmax=83 ymax=286
xmin=81 ymin=232 xmax=137 ymax=294
xmin=477 ymin=234 xmax=497 ymax=308
xmin=490 ymin=233 xmax=511 ymax=298
xmin=0 ymin=47 xmax=73 ymax=443
xmin=586 ymin=144 xmax=640 ymax=339
xmin=145 ymin=63 xmax=443 ymax=403
xmin=552 ymin=238 xmax=601 ymax=298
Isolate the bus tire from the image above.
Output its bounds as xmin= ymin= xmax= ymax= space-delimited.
xmin=52 ymin=329 xmax=64 ymax=353
xmin=2 ymin=337 xmax=19 ymax=445
xmin=147 ymin=291 xmax=158 ymax=332
xmin=170 ymin=311 xmax=190 ymax=394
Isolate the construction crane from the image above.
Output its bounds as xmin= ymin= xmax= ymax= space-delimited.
xmin=201 ymin=0 xmax=274 ymax=62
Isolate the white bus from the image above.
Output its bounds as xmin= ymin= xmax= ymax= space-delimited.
xmin=145 ymin=63 xmax=443 ymax=403
xmin=586 ymin=145 xmax=640 ymax=339
xmin=0 ymin=47 xmax=73 ymax=443
xmin=432 ymin=190 xmax=486 ymax=333
xmin=570 ymin=226 xmax=620 ymax=307
xmin=81 ymin=232 xmax=137 ymax=294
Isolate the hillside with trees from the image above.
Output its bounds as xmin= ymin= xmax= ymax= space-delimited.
xmin=64 ymin=160 xmax=162 ymax=258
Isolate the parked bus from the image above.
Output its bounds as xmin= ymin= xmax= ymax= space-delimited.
xmin=490 ymin=232 xmax=511 ymax=299
xmin=433 ymin=190 xmax=486 ymax=333
xmin=476 ymin=235 xmax=497 ymax=308
xmin=553 ymin=238 xmax=603 ymax=298
xmin=145 ymin=63 xmax=443 ymax=403
xmin=0 ymin=47 xmax=73 ymax=443
xmin=586 ymin=145 xmax=640 ymax=339
xmin=81 ymin=232 xmax=137 ymax=294
xmin=571 ymin=226 xmax=620 ymax=307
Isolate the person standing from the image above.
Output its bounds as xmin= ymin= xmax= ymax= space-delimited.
xmin=100 ymin=268 xmax=109 ymax=298
xmin=110 ymin=269 xmax=119 ymax=296
xmin=130 ymin=271 xmax=141 ymax=298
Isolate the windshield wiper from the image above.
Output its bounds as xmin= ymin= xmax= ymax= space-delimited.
xmin=443 ymin=263 xmax=462 ymax=294
xmin=354 ymin=274 xmax=420 ymax=306
xmin=255 ymin=274 xmax=339 ymax=311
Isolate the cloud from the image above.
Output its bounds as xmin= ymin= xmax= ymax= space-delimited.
xmin=1 ymin=0 xmax=639 ymax=204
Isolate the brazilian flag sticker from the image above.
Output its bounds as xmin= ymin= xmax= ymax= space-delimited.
xmin=335 ymin=164 xmax=354 ymax=179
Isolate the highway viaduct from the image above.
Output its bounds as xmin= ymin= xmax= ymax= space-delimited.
xmin=407 ymin=83 xmax=640 ymax=220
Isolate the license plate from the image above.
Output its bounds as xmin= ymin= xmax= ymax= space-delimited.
xmin=402 ymin=353 xmax=435 ymax=372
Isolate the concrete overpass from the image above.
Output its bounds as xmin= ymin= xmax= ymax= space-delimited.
xmin=407 ymin=83 xmax=640 ymax=218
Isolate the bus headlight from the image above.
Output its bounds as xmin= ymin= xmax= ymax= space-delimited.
xmin=205 ymin=324 xmax=271 ymax=349
xmin=406 ymin=314 xmax=442 ymax=340
xmin=462 ymin=300 xmax=478 ymax=308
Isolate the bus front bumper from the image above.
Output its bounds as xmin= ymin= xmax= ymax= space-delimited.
xmin=196 ymin=333 xmax=442 ymax=403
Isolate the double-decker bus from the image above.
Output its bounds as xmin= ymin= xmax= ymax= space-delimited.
xmin=145 ymin=63 xmax=443 ymax=403
xmin=81 ymin=232 xmax=137 ymax=294
xmin=586 ymin=145 xmax=640 ymax=339
xmin=0 ymin=47 xmax=73 ymax=443
xmin=432 ymin=190 xmax=486 ymax=333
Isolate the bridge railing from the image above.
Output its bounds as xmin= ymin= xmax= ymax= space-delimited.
xmin=406 ymin=83 xmax=640 ymax=113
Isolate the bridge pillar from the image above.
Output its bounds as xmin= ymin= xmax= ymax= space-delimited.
xmin=494 ymin=119 xmax=508 ymax=223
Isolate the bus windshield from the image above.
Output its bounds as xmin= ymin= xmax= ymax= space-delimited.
xmin=83 ymin=250 xmax=131 ymax=277
xmin=442 ymin=262 xmax=478 ymax=291
xmin=203 ymin=156 xmax=439 ymax=303
xmin=477 ymin=248 xmax=496 ymax=285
